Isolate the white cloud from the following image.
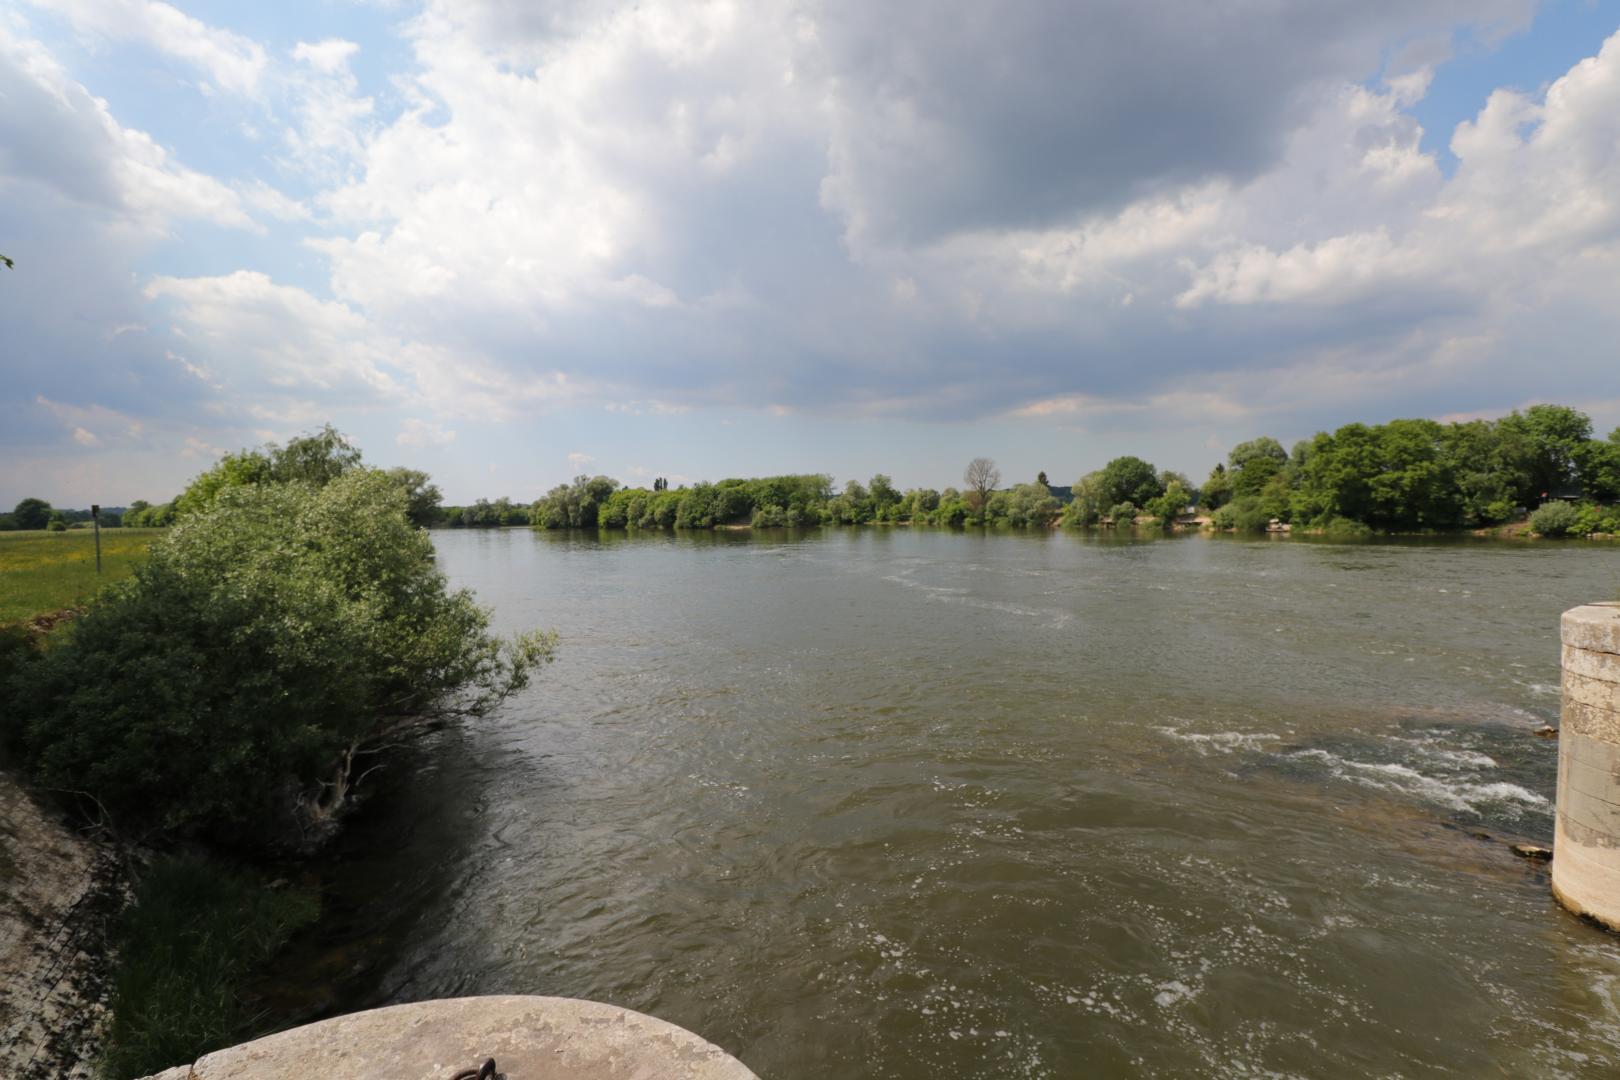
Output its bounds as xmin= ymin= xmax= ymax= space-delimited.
xmin=27 ymin=0 xmax=268 ymax=97
xmin=143 ymin=271 xmax=403 ymax=414
xmin=565 ymin=451 xmax=594 ymax=468
xmin=0 ymin=29 xmax=254 ymax=231
xmin=285 ymin=38 xmax=373 ymax=180
xmin=292 ymin=38 xmax=359 ymax=75
xmin=397 ymin=417 xmax=457 ymax=447
xmin=1179 ymin=31 xmax=1620 ymax=310
xmin=72 ymin=426 xmax=99 ymax=446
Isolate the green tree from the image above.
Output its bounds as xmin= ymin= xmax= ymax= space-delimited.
xmin=1575 ymin=439 xmax=1620 ymax=504
xmin=7 ymin=470 xmax=551 ymax=847
xmin=385 ymin=467 xmax=445 ymax=527
xmin=1504 ymin=404 xmax=1592 ymax=503
xmin=1063 ymin=471 xmax=1107 ymax=526
xmin=12 ymin=497 xmax=52 ymax=530
xmin=1146 ymin=482 xmax=1192 ymax=526
xmin=1200 ymin=464 xmax=1233 ymax=511
xmin=173 ymin=425 xmax=364 ymax=518
xmin=1099 ymin=456 xmax=1163 ymax=508
xmin=998 ymin=482 xmax=1061 ymax=527
xmin=1228 ymin=437 xmax=1287 ymax=472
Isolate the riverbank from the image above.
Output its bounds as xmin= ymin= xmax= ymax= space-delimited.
xmin=0 ymin=772 xmax=125 ymax=1078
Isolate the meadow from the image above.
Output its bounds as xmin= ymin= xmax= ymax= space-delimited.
xmin=0 ymin=529 xmax=160 ymax=624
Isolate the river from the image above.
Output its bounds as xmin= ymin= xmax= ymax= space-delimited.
xmin=269 ymin=528 xmax=1620 ymax=1077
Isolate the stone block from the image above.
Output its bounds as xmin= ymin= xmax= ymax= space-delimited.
xmin=1562 ymin=698 xmax=1620 ymax=742
xmin=1563 ymin=670 xmax=1620 ymax=712
xmin=1562 ymin=603 xmax=1620 ymax=656
xmin=1563 ymin=644 xmax=1620 ymax=684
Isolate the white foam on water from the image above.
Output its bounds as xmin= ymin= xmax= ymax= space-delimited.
xmin=1155 ymin=726 xmax=1283 ymax=756
xmin=1153 ymin=979 xmax=1197 ymax=1008
xmin=1284 ymin=748 xmax=1548 ymax=815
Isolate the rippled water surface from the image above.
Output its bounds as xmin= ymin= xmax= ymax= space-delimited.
xmin=282 ymin=529 xmax=1620 ymax=1077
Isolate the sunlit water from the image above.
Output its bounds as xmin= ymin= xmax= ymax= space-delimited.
xmin=269 ymin=529 xmax=1620 ymax=1077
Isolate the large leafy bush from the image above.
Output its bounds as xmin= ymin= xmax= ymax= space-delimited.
xmin=8 ymin=469 xmax=549 ymax=846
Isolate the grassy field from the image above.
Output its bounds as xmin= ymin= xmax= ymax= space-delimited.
xmin=0 ymin=529 xmax=161 ymax=624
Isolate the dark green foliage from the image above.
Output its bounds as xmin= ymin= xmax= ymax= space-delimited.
xmin=1211 ymin=496 xmax=1273 ymax=533
xmin=6 ymin=471 xmax=549 ymax=846
xmin=1200 ymin=464 xmax=1232 ymax=511
xmin=12 ymin=497 xmax=52 ymax=530
xmin=531 ymin=475 xmax=619 ymax=527
xmin=384 ymin=467 xmax=444 ymax=527
xmin=449 ymin=497 xmax=530 ymax=527
xmin=100 ymin=854 xmax=319 ymax=1080
xmin=1507 ymin=403 xmax=1591 ymax=502
xmin=1576 ymin=438 xmax=1620 ymax=504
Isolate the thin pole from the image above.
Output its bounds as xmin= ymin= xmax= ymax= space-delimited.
xmin=92 ymin=503 xmax=102 ymax=574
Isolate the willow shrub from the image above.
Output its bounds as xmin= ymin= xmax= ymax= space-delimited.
xmin=8 ymin=469 xmax=551 ymax=847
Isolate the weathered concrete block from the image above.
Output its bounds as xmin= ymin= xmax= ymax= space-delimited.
xmin=1556 ymin=603 xmax=1620 ymax=932
xmin=1564 ymin=645 xmax=1620 ymax=684
xmin=1563 ymin=670 xmax=1620 ymax=712
xmin=140 ymin=995 xmax=757 ymax=1080
xmin=1562 ymin=603 xmax=1620 ymax=655
xmin=1554 ymin=818 xmax=1620 ymax=928
xmin=1562 ymin=698 xmax=1620 ymax=743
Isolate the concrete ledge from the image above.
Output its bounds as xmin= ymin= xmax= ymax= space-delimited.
xmin=1562 ymin=603 xmax=1620 ymax=656
xmin=138 ymin=996 xmax=758 ymax=1080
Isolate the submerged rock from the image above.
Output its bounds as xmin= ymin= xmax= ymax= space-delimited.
xmin=1511 ymin=843 xmax=1553 ymax=861
xmin=1533 ymin=725 xmax=1559 ymax=739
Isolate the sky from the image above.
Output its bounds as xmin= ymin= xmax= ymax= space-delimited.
xmin=3 ymin=0 xmax=1620 ymax=507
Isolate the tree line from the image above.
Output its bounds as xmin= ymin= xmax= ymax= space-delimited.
xmin=526 ymin=404 xmax=1620 ymax=536
xmin=14 ymin=402 xmax=1618 ymax=539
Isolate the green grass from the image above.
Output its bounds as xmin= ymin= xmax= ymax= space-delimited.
xmin=0 ymin=529 xmax=160 ymax=624
xmin=100 ymin=854 xmax=319 ymax=1080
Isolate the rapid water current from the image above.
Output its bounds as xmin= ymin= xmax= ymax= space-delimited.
xmin=268 ymin=528 xmax=1620 ymax=1077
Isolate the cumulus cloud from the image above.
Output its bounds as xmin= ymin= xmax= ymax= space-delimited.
xmin=6 ymin=0 xmax=1620 ymax=504
xmin=0 ymin=28 xmax=254 ymax=230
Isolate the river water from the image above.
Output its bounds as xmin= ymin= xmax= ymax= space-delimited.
xmin=276 ymin=528 xmax=1620 ymax=1077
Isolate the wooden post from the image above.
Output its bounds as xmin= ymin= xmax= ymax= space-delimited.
xmin=91 ymin=503 xmax=102 ymax=574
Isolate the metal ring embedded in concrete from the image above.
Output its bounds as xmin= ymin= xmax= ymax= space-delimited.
xmin=138 ymin=995 xmax=757 ymax=1080
xmin=1555 ymin=602 xmax=1620 ymax=931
